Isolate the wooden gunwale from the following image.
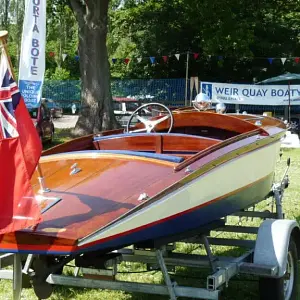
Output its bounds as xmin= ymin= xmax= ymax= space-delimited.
xmin=42 ymin=128 xmax=124 ymax=156
xmin=149 ymin=111 xmax=270 ymax=134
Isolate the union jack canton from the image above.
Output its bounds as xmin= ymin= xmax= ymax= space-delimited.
xmin=0 ymin=68 xmax=20 ymax=139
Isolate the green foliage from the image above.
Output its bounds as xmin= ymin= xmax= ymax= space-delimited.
xmin=45 ymin=2 xmax=78 ymax=78
xmin=107 ymin=0 xmax=300 ymax=82
xmin=45 ymin=67 xmax=71 ymax=80
xmin=2 ymin=0 xmax=300 ymax=83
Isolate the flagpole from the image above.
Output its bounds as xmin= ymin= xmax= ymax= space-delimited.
xmin=0 ymin=31 xmax=16 ymax=78
xmin=0 ymin=30 xmax=50 ymax=194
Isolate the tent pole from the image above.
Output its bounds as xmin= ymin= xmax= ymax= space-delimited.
xmin=288 ymin=81 xmax=291 ymax=123
xmin=184 ymin=52 xmax=189 ymax=106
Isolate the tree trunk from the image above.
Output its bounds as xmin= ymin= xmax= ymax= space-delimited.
xmin=69 ymin=0 xmax=119 ymax=136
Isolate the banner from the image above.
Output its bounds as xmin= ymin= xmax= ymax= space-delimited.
xmin=200 ymin=81 xmax=300 ymax=105
xmin=18 ymin=0 xmax=46 ymax=108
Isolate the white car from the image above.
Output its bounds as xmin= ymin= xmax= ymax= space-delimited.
xmin=113 ymin=97 xmax=152 ymax=127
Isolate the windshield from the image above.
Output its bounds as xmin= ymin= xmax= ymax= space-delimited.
xmin=46 ymin=102 xmax=57 ymax=108
xmin=28 ymin=108 xmax=38 ymax=118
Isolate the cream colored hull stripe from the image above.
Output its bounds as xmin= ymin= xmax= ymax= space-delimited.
xmin=79 ymin=141 xmax=280 ymax=246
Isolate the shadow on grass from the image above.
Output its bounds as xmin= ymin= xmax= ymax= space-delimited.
xmin=49 ymin=246 xmax=260 ymax=300
xmin=43 ymin=128 xmax=75 ymax=150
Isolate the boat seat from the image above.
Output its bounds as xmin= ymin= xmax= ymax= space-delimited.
xmin=93 ymin=133 xmax=220 ymax=155
xmin=54 ymin=150 xmax=184 ymax=163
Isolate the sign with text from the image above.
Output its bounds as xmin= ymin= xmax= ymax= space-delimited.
xmin=200 ymin=81 xmax=300 ymax=105
xmin=18 ymin=0 xmax=46 ymax=108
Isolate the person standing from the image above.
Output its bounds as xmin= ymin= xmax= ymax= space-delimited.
xmin=71 ymin=103 xmax=77 ymax=114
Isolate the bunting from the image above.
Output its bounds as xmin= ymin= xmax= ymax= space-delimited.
xmin=193 ymin=53 xmax=199 ymax=60
xmin=281 ymin=58 xmax=287 ymax=65
xmin=150 ymin=57 xmax=156 ymax=64
xmin=43 ymin=50 xmax=300 ymax=68
xmin=162 ymin=56 xmax=168 ymax=63
xmin=41 ymin=48 xmax=300 ymax=70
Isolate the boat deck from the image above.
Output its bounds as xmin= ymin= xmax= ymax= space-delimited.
xmin=0 ymin=111 xmax=285 ymax=255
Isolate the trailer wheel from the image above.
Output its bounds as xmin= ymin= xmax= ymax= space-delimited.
xmin=259 ymin=238 xmax=298 ymax=300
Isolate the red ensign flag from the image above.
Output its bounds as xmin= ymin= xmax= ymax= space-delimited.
xmin=0 ymin=50 xmax=42 ymax=233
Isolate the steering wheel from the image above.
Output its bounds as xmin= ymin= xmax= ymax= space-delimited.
xmin=125 ymin=103 xmax=174 ymax=133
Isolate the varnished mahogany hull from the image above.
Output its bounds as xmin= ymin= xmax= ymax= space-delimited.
xmin=79 ymin=139 xmax=281 ymax=251
xmin=0 ymin=111 xmax=286 ymax=255
xmin=0 ymin=136 xmax=281 ymax=255
xmin=77 ymin=173 xmax=274 ymax=253
xmin=0 ymin=172 xmax=273 ymax=255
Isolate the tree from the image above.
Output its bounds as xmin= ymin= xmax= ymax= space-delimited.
xmin=108 ymin=0 xmax=300 ymax=83
xmin=0 ymin=0 xmax=10 ymax=29
xmin=68 ymin=0 xmax=118 ymax=135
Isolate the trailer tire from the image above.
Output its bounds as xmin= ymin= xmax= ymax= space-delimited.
xmin=259 ymin=237 xmax=298 ymax=300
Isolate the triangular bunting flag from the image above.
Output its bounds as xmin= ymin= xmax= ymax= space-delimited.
xmin=281 ymin=58 xmax=287 ymax=65
xmin=162 ymin=56 xmax=168 ymax=63
xmin=49 ymin=51 xmax=55 ymax=57
xmin=150 ymin=57 xmax=156 ymax=64
xmin=175 ymin=54 xmax=180 ymax=60
xmin=62 ymin=53 xmax=67 ymax=61
xmin=137 ymin=57 xmax=142 ymax=63
xmin=75 ymin=55 xmax=79 ymax=61
xmin=268 ymin=58 xmax=273 ymax=64
xmin=124 ymin=58 xmax=130 ymax=65
xmin=193 ymin=53 xmax=199 ymax=60
xmin=295 ymin=57 xmax=300 ymax=64
xmin=262 ymin=68 xmax=267 ymax=72
xmin=112 ymin=58 xmax=117 ymax=64
xmin=208 ymin=55 xmax=211 ymax=59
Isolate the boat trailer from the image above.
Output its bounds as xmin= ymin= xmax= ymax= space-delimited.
xmin=0 ymin=158 xmax=299 ymax=300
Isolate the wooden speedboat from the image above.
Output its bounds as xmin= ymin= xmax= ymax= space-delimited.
xmin=0 ymin=103 xmax=286 ymax=256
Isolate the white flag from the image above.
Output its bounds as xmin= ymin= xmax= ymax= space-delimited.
xmin=281 ymin=58 xmax=287 ymax=65
xmin=137 ymin=57 xmax=142 ymax=63
xmin=18 ymin=0 xmax=46 ymax=108
xmin=175 ymin=54 xmax=180 ymax=60
xmin=62 ymin=53 xmax=67 ymax=61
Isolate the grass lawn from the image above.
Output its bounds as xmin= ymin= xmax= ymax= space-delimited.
xmin=43 ymin=128 xmax=74 ymax=150
xmin=1 ymin=132 xmax=300 ymax=300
